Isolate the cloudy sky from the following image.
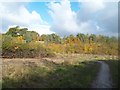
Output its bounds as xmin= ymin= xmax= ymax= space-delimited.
xmin=0 ymin=0 xmax=118 ymax=37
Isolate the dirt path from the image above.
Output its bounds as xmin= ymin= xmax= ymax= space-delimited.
xmin=91 ymin=61 xmax=113 ymax=88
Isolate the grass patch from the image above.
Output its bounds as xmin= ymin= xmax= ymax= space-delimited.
xmin=2 ymin=60 xmax=100 ymax=88
xmin=48 ymin=61 xmax=100 ymax=88
xmin=2 ymin=66 xmax=50 ymax=88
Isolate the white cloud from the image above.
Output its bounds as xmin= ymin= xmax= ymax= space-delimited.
xmin=28 ymin=24 xmax=55 ymax=35
xmin=48 ymin=0 xmax=80 ymax=36
xmin=48 ymin=0 xmax=104 ymax=36
xmin=77 ymin=1 xmax=118 ymax=37
xmin=48 ymin=0 xmax=117 ymax=37
xmin=0 ymin=1 xmax=118 ymax=37
xmin=0 ymin=0 xmax=32 ymax=2
xmin=0 ymin=2 xmax=53 ymax=35
xmin=80 ymin=0 xmax=105 ymax=13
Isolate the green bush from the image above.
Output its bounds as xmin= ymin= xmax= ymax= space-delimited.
xmin=2 ymin=36 xmax=55 ymax=58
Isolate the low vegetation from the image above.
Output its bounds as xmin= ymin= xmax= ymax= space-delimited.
xmin=1 ymin=26 xmax=118 ymax=58
xmin=1 ymin=26 xmax=119 ymax=88
xmin=2 ymin=56 xmax=101 ymax=88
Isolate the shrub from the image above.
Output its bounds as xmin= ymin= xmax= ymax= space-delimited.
xmin=2 ymin=36 xmax=55 ymax=58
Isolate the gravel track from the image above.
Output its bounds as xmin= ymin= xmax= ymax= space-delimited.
xmin=92 ymin=61 xmax=113 ymax=88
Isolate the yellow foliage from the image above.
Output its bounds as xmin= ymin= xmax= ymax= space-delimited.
xmin=89 ymin=47 xmax=93 ymax=52
xmin=14 ymin=46 xmax=19 ymax=50
xmin=84 ymin=45 xmax=88 ymax=53
xmin=84 ymin=44 xmax=93 ymax=53
xmin=47 ymin=43 xmax=65 ymax=53
xmin=17 ymin=36 xmax=24 ymax=42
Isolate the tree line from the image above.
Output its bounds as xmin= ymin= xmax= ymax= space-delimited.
xmin=1 ymin=26 xmax=118 ymax=58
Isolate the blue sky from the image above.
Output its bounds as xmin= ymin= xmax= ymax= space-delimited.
xmin=26 ymin=2 xmax=52 ymax=24
xmin=0 ymin=0 xmax=118 ymax=37
xmin=26 ymin=2 xmax=80 ymax=25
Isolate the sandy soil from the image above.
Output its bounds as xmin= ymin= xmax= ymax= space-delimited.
xmin=91 ymin=61 xmax=113 ymax=88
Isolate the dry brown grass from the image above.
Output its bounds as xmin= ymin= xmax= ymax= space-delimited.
xmin=2 ymin=54 xmax=118 ymax=88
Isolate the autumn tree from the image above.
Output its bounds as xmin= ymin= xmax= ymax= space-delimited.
xmin=41 ymin=33 xmax=61 ymax=44
xmin=5 ymin=26 xmax=39 ymax=43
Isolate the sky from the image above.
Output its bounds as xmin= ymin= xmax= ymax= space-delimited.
xmin=0 ymin=0 xmax=118 ymax=37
